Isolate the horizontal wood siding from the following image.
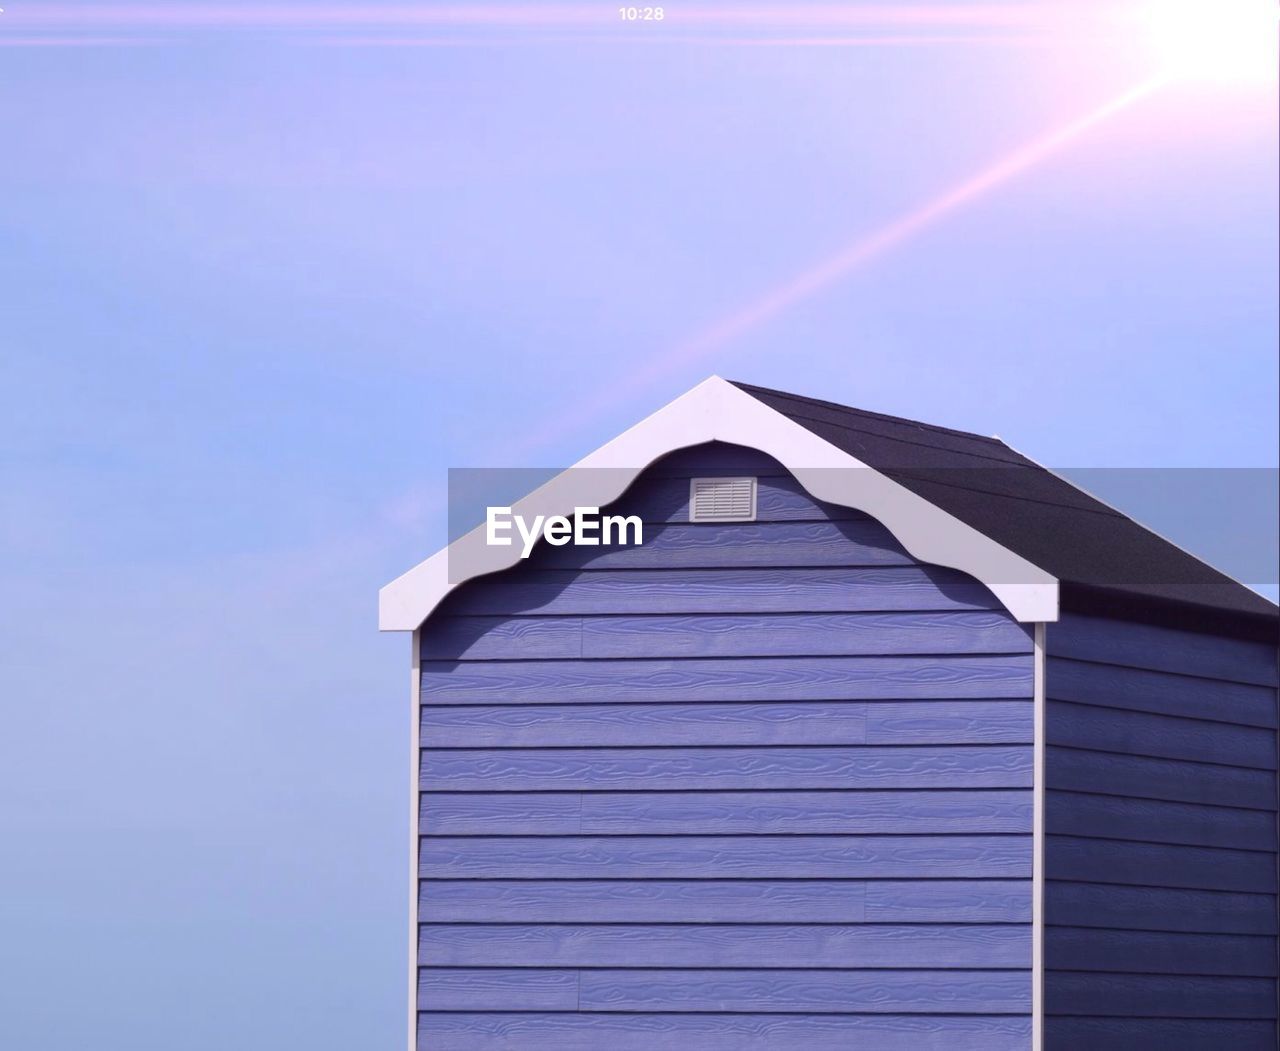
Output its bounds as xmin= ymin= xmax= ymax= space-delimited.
xmin=420 ymin=654 xmax=1031 ymax=704
xmin=437 ymin=566 xmax=1005 ymax=616
xmin=418 ymin=444 xmax=1034 ymax=1048
xmin=419 ymin=610 xmax=1032 ymax=661
xmin=418 ymin=1013 xmax=1032 ymax=1050
xmin=420 ymin=700 xmax=1033 ymax=748
xmin=420 ymin=789 xmax=1034 ymax=835
xmin=419 ymin=922 xmax=1030 ymax=967
xmin=1044 ymin=613 xmax=1279 ymax=1050
xmin=421 ymin=878 xmax=1033 ymax=923
xmin=420 ymin=967 xmax=1032 ymax=1012
xmin=420 ymin=835 xmax=1031 ymax=879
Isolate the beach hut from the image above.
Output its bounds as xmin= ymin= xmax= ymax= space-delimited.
xmin=380 ymin=376 xmax=1278 ymax=1050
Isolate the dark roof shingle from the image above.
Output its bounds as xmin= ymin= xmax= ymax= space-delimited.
xmin=733 ymin=380 xmax=1278 ymax=640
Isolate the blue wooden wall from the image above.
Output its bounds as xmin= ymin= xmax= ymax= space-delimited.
xmin=1044 ymin=613 xmax=1280 ymax=1050
xmin=417 ymin=443 xmax=1036 ymax=1050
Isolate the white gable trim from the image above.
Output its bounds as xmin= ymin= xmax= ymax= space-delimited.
xmin=379 ymin=376 xmax=1059 ymax=630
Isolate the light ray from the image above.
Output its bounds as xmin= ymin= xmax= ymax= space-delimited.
xmin=518 ymin=76 xmax=1166 ymax=455
xmin=1 ymin=4 xmax=1054 ymax=31
xmin=0 ymin=3 xmax=1123 ymax=50
xmin=299 ymin=33 xmax=1039 ymax=49
xmin=711 ymin=34 xmax=1045 ymax=47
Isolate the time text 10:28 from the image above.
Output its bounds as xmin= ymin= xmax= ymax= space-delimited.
xmin=620 ymin=7 xmax=665 ymax=20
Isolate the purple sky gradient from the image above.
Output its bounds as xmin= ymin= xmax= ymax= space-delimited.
xmin=1 ymin=4 xmax=1276 ymax=1049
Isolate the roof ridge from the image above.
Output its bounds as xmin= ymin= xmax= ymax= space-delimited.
xmin=730 ymin=380 xmax=1008 ymax=447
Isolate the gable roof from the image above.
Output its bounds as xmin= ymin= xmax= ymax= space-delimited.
xmin=733 ymin=381 xmax=1277 ymax=640
xmin=380 ymin=376 xmax=1276 ymax=640
xmin=380 ymin=377 xmax=1056 ymax=631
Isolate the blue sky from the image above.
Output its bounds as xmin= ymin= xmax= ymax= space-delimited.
xmin=1 ymin=4 xmax=1276 ymax=1049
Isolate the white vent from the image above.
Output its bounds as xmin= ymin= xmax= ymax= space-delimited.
xmin=689 ymin=476 xmax=757 ymax=522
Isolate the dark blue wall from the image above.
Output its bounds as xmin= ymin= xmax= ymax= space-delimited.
xmin=1044 ymin=613 xmax=1279 ymax=1050
xmin=416 ymin=444 xmax=1035 ymax=1050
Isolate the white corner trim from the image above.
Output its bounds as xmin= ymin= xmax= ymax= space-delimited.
xmin=406 ymin=629 xmax=421 ymax=1051
xmin=1031 ymin=622 xmax=1046 ymax=1051
xmin=379 ymin=376 xmax=1059 ymax=630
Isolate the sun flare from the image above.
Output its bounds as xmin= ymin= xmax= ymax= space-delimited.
xmin=1142 ymin=0 xmax=1279 ymax=82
